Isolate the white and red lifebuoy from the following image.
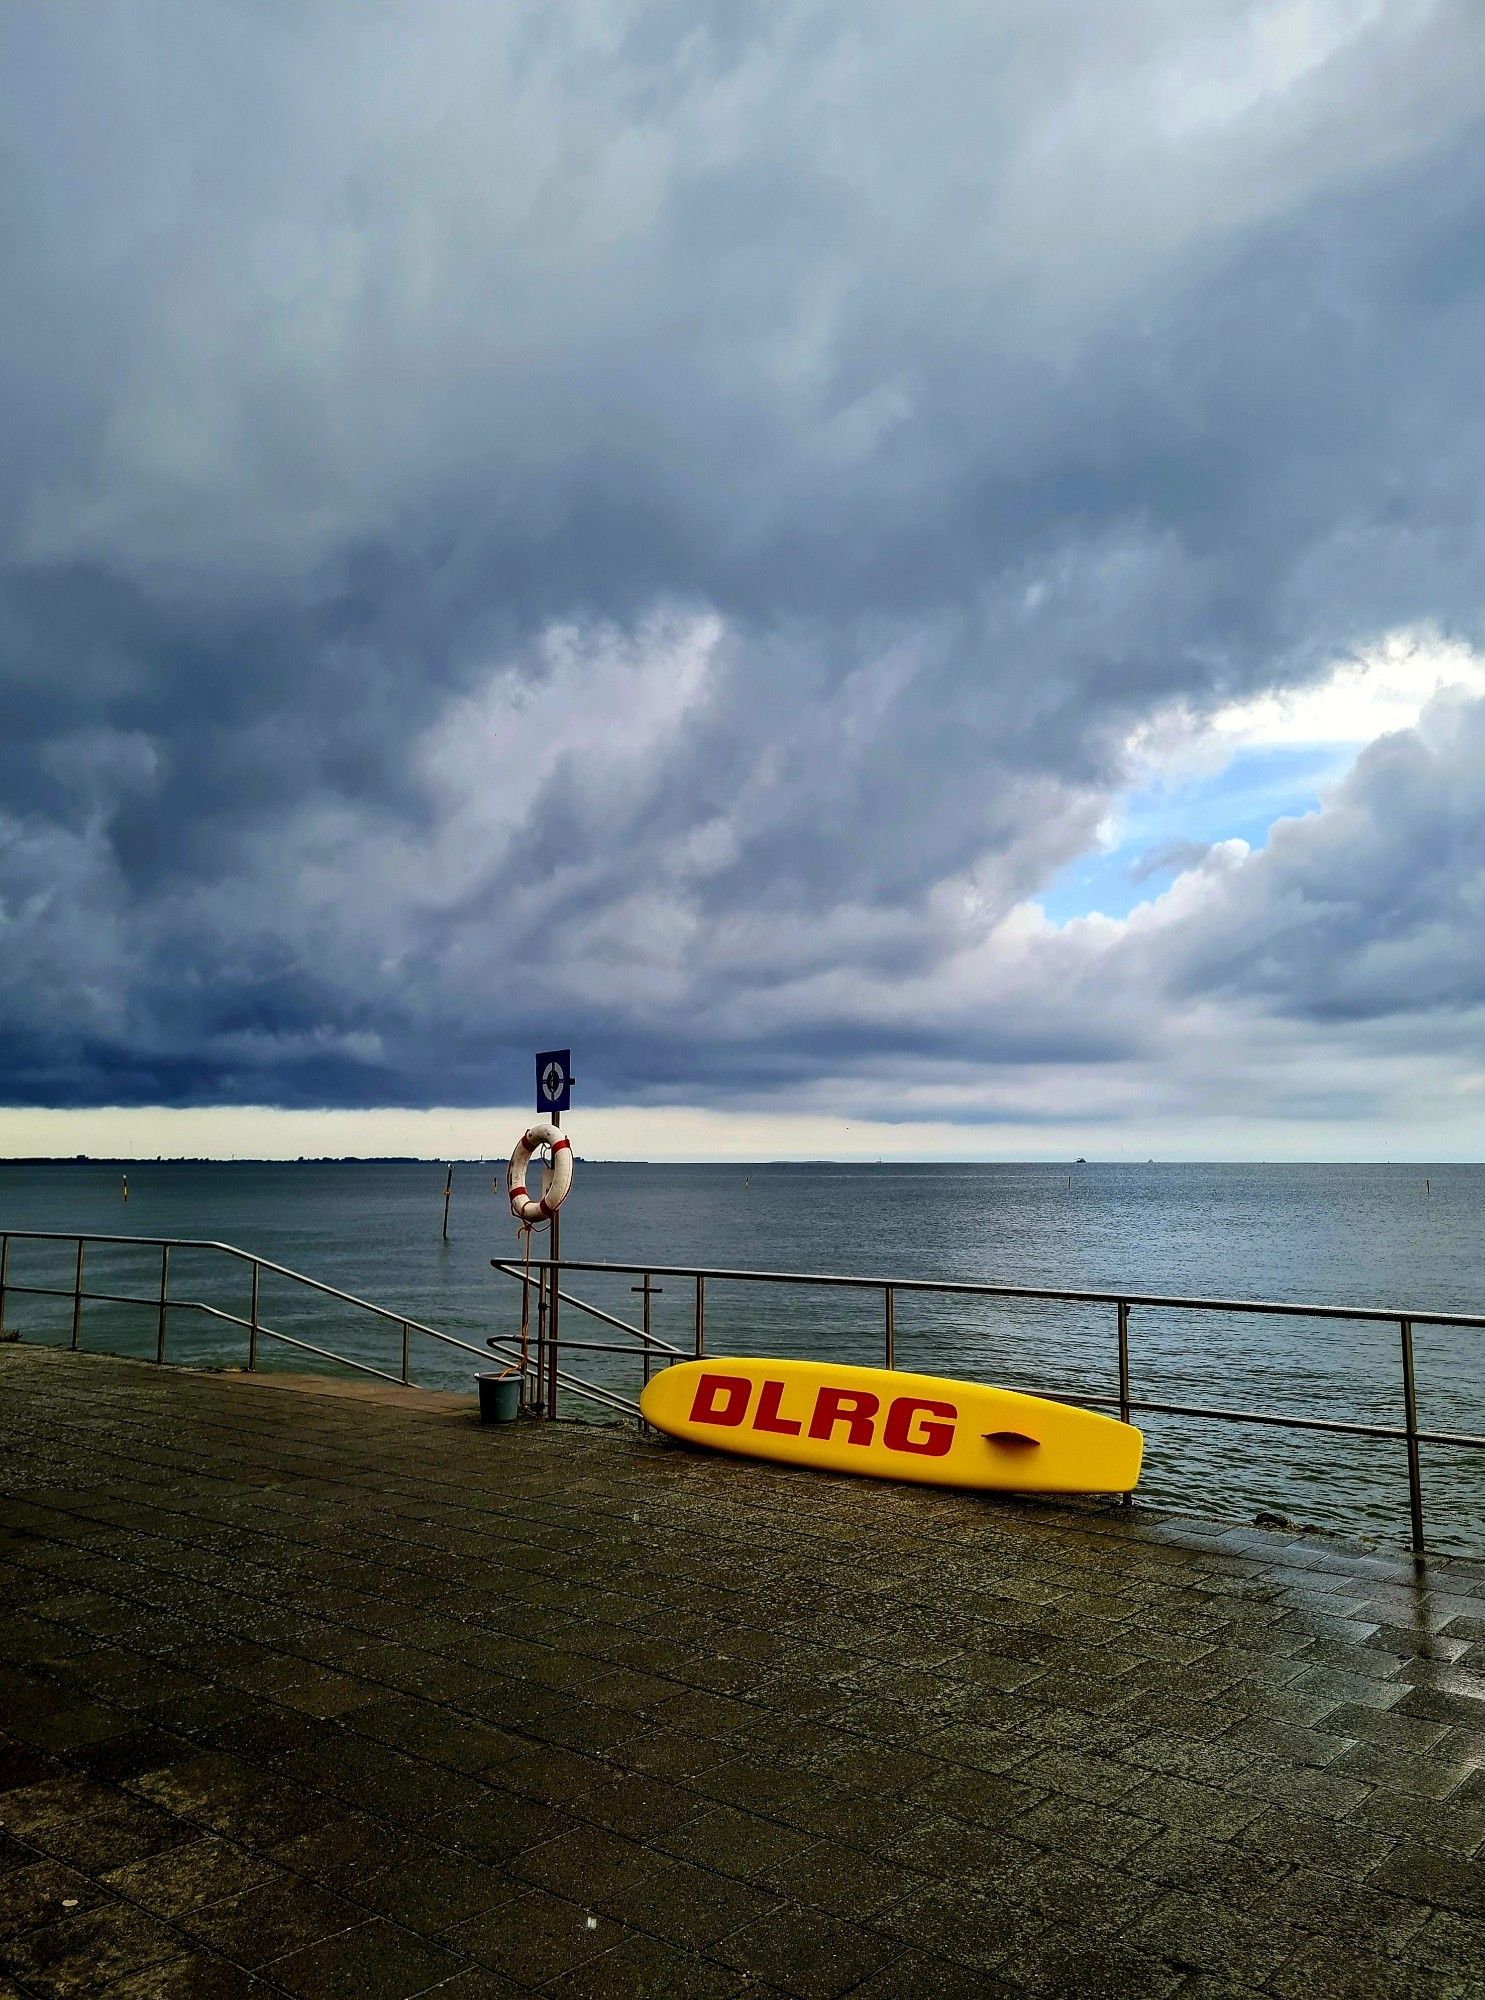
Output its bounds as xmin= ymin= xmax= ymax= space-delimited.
xmin=506 ymin=1121 xmax=573 ymax=1226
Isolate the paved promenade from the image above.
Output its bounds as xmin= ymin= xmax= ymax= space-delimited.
xmin=1 ymin=1346 xmax=1482 ymax=1999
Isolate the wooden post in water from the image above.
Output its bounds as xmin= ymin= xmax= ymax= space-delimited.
xmin=121 ymin=1175 xmax=128 ymax=1204
xmin=441 ymin=1163 xmax=454 ymax=1241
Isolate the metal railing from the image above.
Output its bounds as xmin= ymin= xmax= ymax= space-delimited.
xmin=4 ymin=1229 xmax=1480 ymax=1557
xmin=493 ymin=1256 xmax=1485 ymax=1558
xmin=0 ymin=1227 xmax=625 ymax=1411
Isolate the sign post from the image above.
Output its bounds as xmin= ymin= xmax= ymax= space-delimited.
xmin=534 ymin=1051 xmax=572 ymax=1417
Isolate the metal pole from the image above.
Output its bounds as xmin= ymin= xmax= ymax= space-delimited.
xmin=1117 ymin=1300 xmax=1132 ymax=1507
xmin=1400 ymin=1318 xmax=1425 ymax=1559
xmin=1117 ymin=1301 xmax=1131 ymax=1424
xmin=71 ymin=1239 xmax=85 ymax=1350
xmin=635 ymin=1274 xmax=658 ymax=1387
xmin=885 ymin=1285 xmax=895 ymax=1369
xmin=401 ymin=1319 xmax=410 ymax=1385
xmin=536 ymin=1267 xmax=549 ymax=1413
xmin=548 ymin=1112 xmax=561 ymax=1420
xmin=0 ymin=1233 xmax=8 ymax=1337
xmin=156 ymin=1245 xmax=170 ymax=1363
xmin=694 ymin=1274 xmax=705 ymax=1358
xmin=248 ymin=1260 xmax=260 ymax=1371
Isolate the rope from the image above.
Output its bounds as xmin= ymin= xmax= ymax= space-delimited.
xmin=510 ymin=1174 xmax=549 ymax=1396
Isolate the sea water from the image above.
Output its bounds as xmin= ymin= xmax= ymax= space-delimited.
xmin=2 ymin=1160 xmax=1481 ymax=1552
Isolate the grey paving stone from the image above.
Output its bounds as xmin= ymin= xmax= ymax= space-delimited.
xmin=1332 ymin=1736 xmax=1483 ymax=1800
xmin=446 ymin=1886 xmax=629 ymax=1984
xmin=355 ymin=1845 xmax=518 ymax=1935
xmin=598 ymin=1856 xmax=782 ymax=1951
xmin=1268 ymin=1933 xmax=1480 ymax=2000
xmin=95 ymin=1951 xmax=273 ymax=1998
xmin=1116 ymin=1772 xmax=1267 ymax=1843
xmin=0 ymin=1858 xmax=114 ymax=1940
xmin=1016 ymin=1926 xmax=1186 ymax=1999
xmin=412 ymin=1968 xmax=528 ymax=1999
xmin=1219 ymin=1716 xmax=1353 ymax=1768
xmin=877 ymin=1878 xmax=1032 ymax=1974
xmin=713 ymin=1903 xmax=905 ymax=1996
xmin=1370 ymin=1840 xmax=1485 ymax=1916
xmin=0 ymin=1899 xmax=183 ymax=1998
xmin=1264 ymin=1862 xmax=1434 ymax=1956
xmin=1230 ymin=1804 xmax=1397 ymax=1878
xmin=1317 ymin=1701 xmax=1453 ymax=1752
xmin=1345 ymin=1780 xmax=1485 ymax=1854
xmin=1009 ymin=1790 xmax=1158 ymax=1866
xmin=652 ymin=1804 xmax=816 ymax=1885
xmin=1404 ymin=1906 xmax=1485 ymax=1981
xmin=265 ymin=1916 xmax=464 ymax=1999
xmin=564 ymin=1771 xmax=705 ymax=1841
xmin=102 ymin=1833 xmax=277 ymax=1917
xmin=511 ymin=1822 xmax=658 ymax=1907
xmin=180 ymin=1872 xmax=360 ymax=1967
xmin=544 ymin=1931 xmax=743 ymax=1997
xmin=1121 ymin=1887 xmax=1297 ymax=1986
xmin=1128 ymin=1828 xmax=1287 ymax=1910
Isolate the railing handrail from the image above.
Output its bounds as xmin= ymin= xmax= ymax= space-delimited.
xmin=487 ymin=1253 xmax=1484 ymax=1559
xmin=12 ymin=1230 xmax=1483 ymax=1332
xmin=506 ymin=1256 xmax=1485 ymax=1330
xmin=0 ymin=1228 xmax=456 ymax=1342
xmin=0 ymin=1223 xmax=640 ymax=1426
xmin=490 ymin=1261 xmax=684 ymax=1354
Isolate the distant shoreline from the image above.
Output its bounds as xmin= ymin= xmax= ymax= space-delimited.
xmin=3 ymin=1157 xmax=1479 ymax=1169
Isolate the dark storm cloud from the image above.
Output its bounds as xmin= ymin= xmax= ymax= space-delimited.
xmin=2 ymin=2 xmax=1484 ymax=1119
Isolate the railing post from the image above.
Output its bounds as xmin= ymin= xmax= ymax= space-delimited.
xmin=1117 ymin=1300 xmax=1131 ymax=1424
xmin=1400 ymin=1318 xmax=1425 ymax=1559
xmin=0 ymin=1232 xmax=9 ymax=1337
xmin=633 ymin=1274 xmax=662 ymax=1388
xmin=694 ymin=1275 xmax=705 ymax=1358
xmin=884 ymin=1285 xmax=895 ymax=1369
xmin=71 ymin=1239 xmax=85 ymax=1350
xmin=156 ymin=1245 xmax=171 ymax=1363
xmin=248 ymin=1260 xmax=260 ymax=1370
xmin=400 ymin=1319 xmax=410 ymax=1385
xmin=1117 ymin=1300 xmax=1132 ymax=1507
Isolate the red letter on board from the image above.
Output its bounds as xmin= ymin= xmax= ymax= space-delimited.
xmin=690 ymin=1374 xmax=751 ymax=1427
xmin=807 ymin=1386 xmax=879 ymax=1446
xmin=883 ymin=1396 xmax=956 ymax=1457
xmin=754 ymin=1380 xmax=802 ymax=1435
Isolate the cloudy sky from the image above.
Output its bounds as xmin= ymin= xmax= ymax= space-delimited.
xmin=3 ymin=1 xmax=1485 ymax=1159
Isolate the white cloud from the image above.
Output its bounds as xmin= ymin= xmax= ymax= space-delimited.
xmin=1124 ymin=630 xmax=1485 ymax=791
xmin=1208 ymin=628 xmax=1485 ymax=749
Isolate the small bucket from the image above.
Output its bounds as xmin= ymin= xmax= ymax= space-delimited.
xmin=478 ymin=1372 xmax=522 ymax=1424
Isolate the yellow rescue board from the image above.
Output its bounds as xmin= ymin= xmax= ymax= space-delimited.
xmin=640 ymin=1357 xmax=1142 ymax=1494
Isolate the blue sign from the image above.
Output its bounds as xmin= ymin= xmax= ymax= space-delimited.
xmin=535 ymin=1049 xmax=571 ymax=1115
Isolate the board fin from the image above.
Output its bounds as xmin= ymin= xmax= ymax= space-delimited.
xmin=983 ymin=1430 xmax=1040 ymax=1448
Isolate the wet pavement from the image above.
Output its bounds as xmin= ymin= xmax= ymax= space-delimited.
xmin=1 ymin=1343 xmax=1482 ymax=1999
